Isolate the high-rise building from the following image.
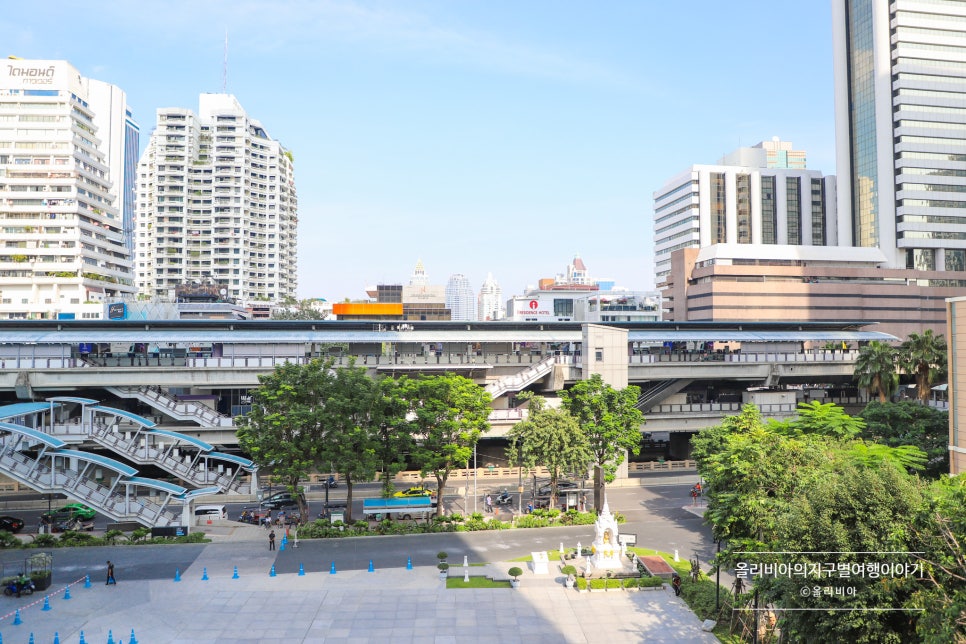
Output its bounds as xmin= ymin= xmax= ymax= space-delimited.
xmin=87 ymin=80 xmax=139 ymax=253
xmin=833 ymin=0 xmax=966 ymax=273
xmin=0 ymin=59 xmax=136 ymax=319
xmin=135 ymin=94 xmax=297 ymax=303
xmin=653 ymin=142 xmax=837 ymax=287
xmin=478 ymin=272 xmax=504 ymax=321
xmin=445 ymin=273 xmax=476 ymax=321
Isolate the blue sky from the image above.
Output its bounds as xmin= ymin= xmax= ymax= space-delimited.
xmin=3 ymin=1 xmax=835 ymax=301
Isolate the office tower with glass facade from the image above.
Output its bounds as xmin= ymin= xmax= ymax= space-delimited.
xmin=478 ymin=272 xmax=504 ymax=321
xmin=0 ymin=59 xmax=136 ymax=319
xmin=833 ymin=0 xmax=966 ymax=273
xmin=136 ymin=94 xmax=297 ymax=303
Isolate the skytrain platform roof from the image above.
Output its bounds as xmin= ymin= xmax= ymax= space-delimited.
xmin=123 ymin=477 xmax=187 ymax=496
xmin=0 ymin=319 xmax=898 ymax=343
xmin=51 ymin=449 xmax=138 ymax=477
xmin=0 ymin=422 xmax=66 ymax=449
xmin=149 ymin=430 xmax=213 ymax=452
xmin=88 ymin=406 xmax=156 ymax=428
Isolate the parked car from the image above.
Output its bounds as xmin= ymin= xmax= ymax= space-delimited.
xmin=259 ymin=492 xmax=305 ymax=511
xmin=0 ymin=516 xmax=24 ymax=533
xmin=537 ymin=481 xmax=580 ymax=496
xmin=393 ymin=485 xmax=435 ymax=499
xmin=51 ymin=503 xmax=96 ymax=521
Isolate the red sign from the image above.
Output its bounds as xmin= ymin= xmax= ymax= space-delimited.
xmin=529 ymin=300 xmax=538 ymax=309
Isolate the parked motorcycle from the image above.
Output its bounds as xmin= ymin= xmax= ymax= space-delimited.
xmin=3 ymin=577 xmax=34 ymax=598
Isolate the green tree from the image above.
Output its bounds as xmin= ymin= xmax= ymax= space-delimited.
xmin=854 ymin=341 xmax=899 ymax=403
xmin=271 ymin=296 xmax=330 ymax=320
xmin=372 ymin=375 xmax=415 ymax=497
xmin=404 ymin=373 xmax=491 ymax=517
xmin=860 ymin=401 xmax=949 ymax=478
xmin=559 ymin=374 xmax=644 ymax=512
xmin=505 ymin=395 xmax=593 ymax=502
xmin=316 ymin=361 xmax=380 ymax=523
xmin=771 ymin=400 xmax=866 ymax=439
xmin=900 ymin=330 xmax=947 ymax=404
xmin=907 ymin=476 xmax=966 ymax=643
xmin=237 ymin=358 xmax=333 ymax=520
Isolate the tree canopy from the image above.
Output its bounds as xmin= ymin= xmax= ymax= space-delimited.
xmin=854 ymin=340 xmax=899 ymax=403
xmin=505 ymin=395 xmax=593 ymax=503
xmin=404 ymin=373 xmax=491 ymax=517
xmin=900 ymin=330 xmax=947 ymax=404
xmin=559 ymin=374 xmax=644 ymax=511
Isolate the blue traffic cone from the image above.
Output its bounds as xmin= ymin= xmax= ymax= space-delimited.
xmin=270 ymin=565 xmax=276 ymax=577
xmin=84 ymin=575 xmax=91 ymax=588
xmin=53 ymin=633 xmax=60 ymax=644
xmin=406 ymin=556 xmax=413 ymax=570
xmin=173 ymin=568 xmax=181 ymax=582
xmin=27 ymin=633 xmax=33 ymax=644
xmin=329 ymin=562 xmax=336 ymax=575
xmin=63 ymin=585 xmax=71 ymax=600
xmin=79 ymin=631 xmax=86 ymax=644
xmin=107 ymin=630 xmax=114 ymax=644
xmin=201 ymin=567 xmax=208 ymax=581
xmin=12 ymin=609 xmax=21 ymax=625
xmin=368 ymin=560 xmax=374 ymax=573
xmin=279 ymin=538 xmax=285 ymax=551
xmin=42 ymin=595 xmax=51 ymax=611
xmin=128 ymin=628 xmax=137 ymax=644
xmin=298 ymin=563 xmax=305 ymax=576
xmin=232 ymin=566 xmax=239 ymax=579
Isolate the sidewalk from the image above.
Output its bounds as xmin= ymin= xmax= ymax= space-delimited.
xmin=0 ymin=550 xmax=719 ymax=643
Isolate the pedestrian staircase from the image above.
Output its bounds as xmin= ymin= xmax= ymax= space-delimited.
xmin=635 ymin=379 xmax=694 ymax=411
xmin=105 ymin=386 xmax=235 ymax=428
xmin=0 ymin=421 xmax=183 ymax=527
xmin=485 ymin=355 xmax=557 ymax=400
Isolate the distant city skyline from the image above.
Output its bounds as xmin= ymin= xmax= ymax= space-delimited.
xmin=2 ymin=2 xmax=835 ymax=300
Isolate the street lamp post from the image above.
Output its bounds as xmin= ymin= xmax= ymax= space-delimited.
xmin=715 ymin=539 xmax=721 ymax=611
xmin=473 ymin=443 xmax=477 ymax=514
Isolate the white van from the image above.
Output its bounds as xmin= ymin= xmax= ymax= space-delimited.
xmin=194 ymin=505 xmax=227 ymax=520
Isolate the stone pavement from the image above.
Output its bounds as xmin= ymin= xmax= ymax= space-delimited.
xmin=0 ymin=525 xmax=720 ymax=643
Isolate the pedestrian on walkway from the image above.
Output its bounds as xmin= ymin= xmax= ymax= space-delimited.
xmin=106 ymin=560 xmax=116 ymax=585
xmin=269 ymin=530 xmax=276 ymax=551
xmin=671 ymin=573 xmax=682 ymax=596
xmin=485 ymin=494 xmax=492 ymax=513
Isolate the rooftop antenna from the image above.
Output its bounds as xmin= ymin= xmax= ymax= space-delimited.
xmin=222 ymin=29 xmax=229 ymax=93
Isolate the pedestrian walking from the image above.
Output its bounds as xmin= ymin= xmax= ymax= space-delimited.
xmin=671 ymin=573 xmax=682 ymax=596
xmin=106 ymin=561 xmax=116 ymax=586
xmin=269 ymin=530 xmax=276 ymax=551
xmin=485 ymin=494 xmax=492 ymax=513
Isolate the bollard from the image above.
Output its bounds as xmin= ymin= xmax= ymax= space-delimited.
xmin=298 ymin=563 xmax=305 ymax=576
xmin=173 ymin=568 xmax=181 ymax=582
xmin=12 ymin=609 xmax=21 ymax=625
xmin=406 ymin=556 xmax=412 ymax=570
xmin=201 ymin=567 xmax=208 ymax=581
xmin=84 ymin=575 xmax=91 ymax=589
xmin=270 ymin=565 xmax=276 ymax=577
xmin=329 ymin=562 xmax=336 ymax=575
xmin=674 ymin=549 xmax=679 ymax=562
xmin=232 ymin=566 xmax=239 ymax=579
xmin=63 ymin=585 xmax=71 ymax=600
xmin=368 ymin=560 xmax=374 ymax=573
xmin=42 ymin=595 xmax=51 ymax=611
xmin=128 ymin=628 xmax=138 ymax=644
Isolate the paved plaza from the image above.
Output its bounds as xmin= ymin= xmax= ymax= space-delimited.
xmin=0 ymin=523 xmax=718 ymax=643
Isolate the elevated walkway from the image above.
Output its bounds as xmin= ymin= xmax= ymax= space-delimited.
xmin=0 ymin=421 xmax=183 ymax=527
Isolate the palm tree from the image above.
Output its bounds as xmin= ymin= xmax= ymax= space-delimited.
xmin=899 ymin=329 xmax=947 ymax=404
xmin=854 ymin=341 xmax=899 ymax=403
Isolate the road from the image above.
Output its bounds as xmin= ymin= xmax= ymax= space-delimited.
xmin=0 ymin=472 xmax=716 ymax=585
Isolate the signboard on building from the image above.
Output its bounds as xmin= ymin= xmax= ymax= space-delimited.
xmin=107 ymin=303 xmax=126 ymax=320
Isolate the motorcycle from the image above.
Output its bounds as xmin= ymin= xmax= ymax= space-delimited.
xmin=3 ymin=578 xmax=34 ymax=598
xmin=495 ymin=491 xmax=514 ymax=506
xmin=324 ymin=477 xmax=339 ymax=489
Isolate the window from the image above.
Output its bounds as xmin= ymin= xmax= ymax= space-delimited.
xmin=553 ymin=299 xmax=574 ymax=317
xmin=595 ymin=348 xmax=604 ymax=362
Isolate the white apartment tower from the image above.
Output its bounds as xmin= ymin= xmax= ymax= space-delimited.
xmin=445 ymin=273 xmax=476 ymax=321
xmin=478 ymin=272 xmax=504 ymax=321
xmin=833 ymin=0 xmax=966 ymax=273
xmin=136 ymin=94 xmax=297 ymax=302
xmin=0 ymin=60 xmax=135 ymax=319
xmin=653 ymin=142 xmax=837 ymax=287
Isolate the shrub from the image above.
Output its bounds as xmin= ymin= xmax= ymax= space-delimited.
xmin=438 ymin=563 xmax=449 ymax=573
xmin=575 ymin=577 xmax=588 ymax=590
xmin=561 ymin=565 xmax=578 ymax=577
xmin=622 ymin=577 xmax=638 ymax=588
xmin=103 ymin=530 xmax=125 ymax=545
xmin=606 ymin=578 xmax=622 ymax=589
xmin=437 ymin=551 xmax=448 ymax=561
xmin=514 ymin=515 xmax=551 ymax=529
xmin=589 ymin=578 xmax=605 ymax=590
xmin=31 ymin=534 xmax=58 ymax=548
xmin=129 ymin=528 xmax=151 ymax=543
xmin=639 ymin=576 xmax=665 ymax=588
xmin=58 ymin=531 xmax=101 ymax=547
xmin=508 ymin=567 xmax=523 ymax=581
xmin=0 ymin=531 xmax=20 ymax=549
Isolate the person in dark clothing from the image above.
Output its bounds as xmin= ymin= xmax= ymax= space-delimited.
xmin=106 ymin=561 xmax=116 ymax=585
xmin=269 ymin=530 xmax=276 ymax=551
xmin=671 ymin=573 xmax=682 ymax=596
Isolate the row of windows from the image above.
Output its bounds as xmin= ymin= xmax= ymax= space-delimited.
xmin=898 ymin=135 xmax=966 ymax=146
xmin=653 ymin=180 xmax=698 ymax=204
xmin=900 ymin=183 xmax=966 ymax=193
xmin=898 ymin=119 xmax=966 ymax=131
xmin=897 ymin=72 xmax=966 ymax=86
xmin=898 ymin=150 xmax=966 ymax=162
xmin=900 ymin=214 xmax=966 ymax=224
xmin=898 ymin=166 xmax=966 ymax=177
xmin=902 ymin=198 xmax=966 ymax=208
